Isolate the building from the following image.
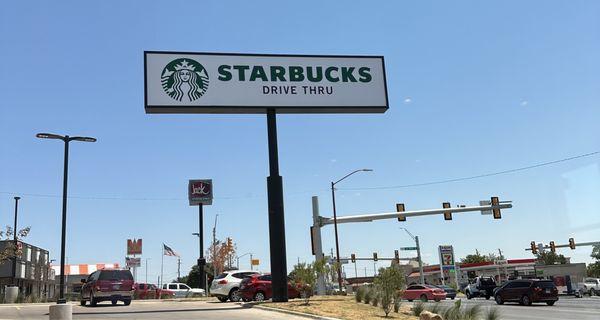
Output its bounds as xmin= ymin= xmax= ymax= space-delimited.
xmin=0 ymin=240 xmax=55 ymax=299
xmin=51 ymin=263 xmax=120 ymax=295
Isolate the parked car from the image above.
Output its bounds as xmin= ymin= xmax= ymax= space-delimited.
xmin=210 ymin=270 xmax=260 ymax=302
xmin=402 ymin=284 xmax=446 ymax=302
xmin=80 ymin=269 xmax=134 ymax=306
xmin=162 ymin=283 xmax=205 ymax=298
xmin=435 ymin=285 xmax=457 ymax=300
xmin=238 ymin=273 xmax=303 ymax=301
xmin=134 ymin=283 xmax=176 ymax=299
xmin=579 ymin=278 xmax=600 ymax=296
xmin=465 ymin=276 xmax=497 ymax=299
xmin=494 ymin=279 xmax=558 ymax=306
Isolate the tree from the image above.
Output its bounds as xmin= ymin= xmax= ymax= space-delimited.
xmin=587 ymin=244 xmax=600 ymax=277
xmin=374 ymin=266 xmax=405 ymax=317
xmin=0 ymin=226 xmax=31 ymax=263
xmin=290 ymin=259 xmax=328 ymax=305
xmin=460 ymin=252 xmax=491 ymax=264
xmin=205 ymin=237 xmax=237 ymax=276
xmin=536 ymin=251 xmax=567 ymax=265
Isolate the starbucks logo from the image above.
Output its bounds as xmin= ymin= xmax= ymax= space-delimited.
xmin=161 ymin=58 xmax=209 ymax=102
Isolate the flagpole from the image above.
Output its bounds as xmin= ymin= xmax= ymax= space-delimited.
xmin=160 ymin=243 xmax=164 ymax=291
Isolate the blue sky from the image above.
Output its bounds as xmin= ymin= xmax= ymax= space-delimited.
xmin=1 ymin=1 xmax=599 ymax=283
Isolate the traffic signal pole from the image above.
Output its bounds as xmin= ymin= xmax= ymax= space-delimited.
xmin=415 ymin=236 xmax=424 ymax=285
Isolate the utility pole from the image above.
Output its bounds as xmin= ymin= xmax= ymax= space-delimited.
xmin=177 ymin=258 xmax=181 ymax=279
xmin=12 ymin=197 xmax=20 ymax=287
xmin=212 ymin=214 xmax=218 ymax=281
xmin=250 ymin=254 xmax=253 ymax=270
xmin=415 ymin=236 xmax=424 ymax=285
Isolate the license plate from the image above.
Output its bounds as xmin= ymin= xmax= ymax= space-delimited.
xmin=113 ymin=285 xmax=120 ymax=290
xmin=545 ymin=289 xmax=550 ymax=293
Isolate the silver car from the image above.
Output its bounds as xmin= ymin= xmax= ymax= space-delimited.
xmin=210 ymin=270 xmax=259 ymax=302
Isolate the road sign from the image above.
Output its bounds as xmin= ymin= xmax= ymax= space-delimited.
xmin=126 ymin=257 xmax=141 ymax=268
xmin=251 ymin=259 xmax=260 ymax=266
xmin=144 ymin=51 xmax=388 ymax=114
xmin=400 ymin=247 xmax=418 ymax=251
xmin=188 ymin=179 xmax=213 ymax=205
xmin=438 ymin=245 xmax=455 ymax=270
xmin=479 ymin=200 xmax=492 ymax=215
xmin=495 ymin=259 xmax=508 ymax=265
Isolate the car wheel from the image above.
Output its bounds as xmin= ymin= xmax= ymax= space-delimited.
xmin=466 ymin=291 xmax=472 ymax=299
xmin=408 ymin=300 xmax=413 ymax=302
xmin=420 ymin=294 xmax=428 ymax=302
xmin=495 ymin=295 xmax=504 ymax=305
xmin=229 ymin=288 xmax=242 ymax=302
xmin=546 ymin=301 xmax=555 ymax=306
xmin=485 ymin=295 xmax=491 ymax=300
xmin=80 ymin=300 xmax=86 ymax=306
xmin=90 ymin=292 xmax=97 ymax=307
xmin=217 ymin=296 xmax=228 ymax=302
xmin=254 ymin=291 xmax=266 ymax=302
xmin=521 ymin=295 xmax=531 ymax=306
xmin=591 ymin=289 xmax=598 ymax=296
xmin=451 ymin=297 xmax=455 ymax=300
xmin=111 ymin=300 xmax=118 ymax=306
xmin=123 ymin=299 xmax=131 ymax=306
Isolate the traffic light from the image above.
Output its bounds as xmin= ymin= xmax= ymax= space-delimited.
xmin=351 ymin=253 xmax=356 ymax=263
xmin=530 ymin=241 xmax=537 ymax=254
xmin=491 ymin=196 xmax=501 ymax=219
xmin=549 ymin=241 xmax=556 ymax=253
xmin=227 ymin=237 xmax=233 ymax=250
xmin=569 ymin=238 xmax=576 ymax=250
xmin=396 ymin=203 xmax=406 ymax=222
xmin=373 ymin=252 xmax=378 ymax=261
xmin=443 ymin=202 xmax=452 ymax=220
xmin=394 ymin=250 xmax=399 ymax=263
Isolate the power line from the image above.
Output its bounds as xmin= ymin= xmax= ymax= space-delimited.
xmin=2 ymin=151 xmax=597 ymax=200
xmin=338 ymin=151 xmax=600 ymax=191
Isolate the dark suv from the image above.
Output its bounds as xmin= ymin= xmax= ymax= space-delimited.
xmin=81 ymin=269 xmax=134 ymax=306
xmin=494 ymin=279 xmax=558 ymax=306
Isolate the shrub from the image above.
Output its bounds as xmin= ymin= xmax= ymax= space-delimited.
xmin=364 ymin=287 xmax=373 ymax=304
xmin=412 ymin=301 xmax=425 ymax=316
xmin=374 ymin=266 xmax=405 ymax=317
xmin=427 ymin=303 xmax=442 ymax=315
xmin=371 ymin=291 xmax=379 ymax=307
xmin=463 ymin=304 xmax=483 ymax=320
xmin=393 ymin=298 xmax=401 ymax=313
xmin=485 ymin=307 xmax=501 ymax=320
xmin=355 ymin=287 xmax=364 ymax=302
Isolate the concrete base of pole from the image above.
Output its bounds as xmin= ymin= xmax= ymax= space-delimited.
xmin=5 ymin=286 xmax=18 ymax=303
xmin=49 ymin=304 xmax=72 ymax=320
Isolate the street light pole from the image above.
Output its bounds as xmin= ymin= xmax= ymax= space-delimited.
xmin=331 ymin=169 xmax=373 ymax=291
xmin=12 ymin=197 xmax=20 ymax=286
xmin=145 ymin=258 xmax=151 ymax=284
xmin=212 ymin=214 xmax=218 ymax=282
xmin=36 ymin=133 xmax=96 ymax=304
xmin=401 ymin=228 xmax=424 ymax=285
xmin=236 ymin=252 xmax=252 ymax=270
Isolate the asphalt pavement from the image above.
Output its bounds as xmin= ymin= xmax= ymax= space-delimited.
xmin=415 ymin=296 xmax=600 ymax=320
xmin=0 ymin=299 xmax=307 ymax=320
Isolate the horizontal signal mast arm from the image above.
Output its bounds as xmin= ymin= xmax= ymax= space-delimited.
xmin=320 ymin=203 xmax=512 ymax=226
xmin=525 ymin=241 xmax=600 ymax=251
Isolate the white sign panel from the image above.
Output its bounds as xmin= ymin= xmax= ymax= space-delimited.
xmin=144 ymin=51 xmax=388 ymax=114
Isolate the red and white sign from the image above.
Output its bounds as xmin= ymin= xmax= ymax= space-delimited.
xmin=127 ymin=239 xmax=143 ymax=255
xmin=188 ymin=179 xmax=213 ymax=205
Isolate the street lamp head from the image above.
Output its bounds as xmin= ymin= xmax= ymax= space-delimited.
xmin=14 ymin=196 xmax=20 ymax=201
xmin=71 ymin=136 xmax=97 ymax=143
xmin=362 ymin=169 xmax=374 ymax=172
xmin=192 ymin=233 xmax=200 ymax=236
xmin=36 ymin=133 xmax=65 ymax=140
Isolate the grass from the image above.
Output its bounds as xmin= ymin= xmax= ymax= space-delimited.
xmin=261 ymin=295 xmax=418 ymax=320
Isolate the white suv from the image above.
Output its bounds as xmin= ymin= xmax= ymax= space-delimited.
xmin=162 ymin=283 xmax=205 ymax=298
xmin=210 ymin=270 xmax=259 ymax=302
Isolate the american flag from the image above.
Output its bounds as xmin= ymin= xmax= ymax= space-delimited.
xmin=163 ymin=243 xmax=179 ymax=257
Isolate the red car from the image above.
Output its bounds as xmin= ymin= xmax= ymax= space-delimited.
xmin=239 ymin=274 xmax=303 ymax=301
xmin=134 ymin=283 xmax=175 ymax=299
xmin=402 ymin=284 xmax=447 ymax=302
xmin=81 ymin=269 xmax=135 ymax=306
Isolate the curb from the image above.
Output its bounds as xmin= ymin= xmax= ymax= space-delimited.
xmin=249 ymin=304 xmax=341 ymax=320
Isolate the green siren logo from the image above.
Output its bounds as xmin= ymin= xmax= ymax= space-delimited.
xmin=161 ymin=58 xmax=209 ymax=102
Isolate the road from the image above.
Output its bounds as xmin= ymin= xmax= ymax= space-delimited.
xmin=417 ymin=296 xmax=600 ymax=320
xmin=0 ymin=299 xmax=304 ymax=320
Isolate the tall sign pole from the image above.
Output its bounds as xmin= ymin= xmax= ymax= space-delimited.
xmin=266 ymin=109 xmax=288 ymax=302
xmin=188 ymin=180 xmax=212 ymax=294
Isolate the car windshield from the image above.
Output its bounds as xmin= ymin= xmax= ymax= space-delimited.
xmin=480 ymin=278 xmax=495 ymax=285
xmin=98 ymin=270 xmax=133 ymax=281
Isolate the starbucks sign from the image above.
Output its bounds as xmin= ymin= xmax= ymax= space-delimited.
xmin=145 ymin=51 xmax=388 ymax=114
